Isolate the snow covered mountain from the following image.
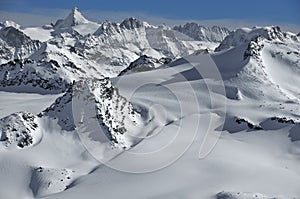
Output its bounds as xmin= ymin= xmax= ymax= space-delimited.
xmin=173 ymin=22 xmax=231 ymax=42
xmin=52 ymin=7 xmax=100 ymax=36
xmin=215 ymin=26 xmax=298 ymax=51
xmin=0 ymin=7 xmax=300 ymax=199
xmin=0 ymin=8 xmax=225 ymax=93
xmin=0 ymin=78 xmax=143 ymax=150
xmin=0 ymin=112 xmax=39 ymax=149
xmin=0 ymin=26 xmax=41 ymax=64
xmin=1 ymin=20 xmax=21 ymax=29
xmin=54 ymin=7 xmax=90 ymax=29
xmin=77 ymin=17 xmax=206 ymax=75
xmin=214 ymin=26 xmax=300 ymax=101
xmin=211 ymin=26 xmax=300 ymax=134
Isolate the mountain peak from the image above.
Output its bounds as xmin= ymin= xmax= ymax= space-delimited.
xmin=94 ymin=21 xmax=121 ymax=35
xmin=173 ymin=22 xmax=230 ymax=42
xmin=120 ymin=17 xmax=144 ymax=30
xmin=0 ymin=26 xmax=34 ymax=47
xmin=70 ymin=7 xmax=85 ymax=21
xmin=73 ymin=7 xmax=79 ymax=12
xmin=2 ymin=20 xmax=20 ymax=29
xmin=54 ymin=7 xmax=89 ymax=29
xmin=215 ymin=26 xmax=285 ymax=52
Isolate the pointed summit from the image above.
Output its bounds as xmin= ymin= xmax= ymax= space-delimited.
xmin=54 ymin=7 xmax=89 ymax=29
xmin=69 ymin=7 xmax=89 ymax=25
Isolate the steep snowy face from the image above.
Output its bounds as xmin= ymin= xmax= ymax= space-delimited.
xmin=0 ymin=26 xmax=41 ymax=63
xmin=41 ymin=78 xmax=143 ymax=149
xmin=173 ymin=22 xmax=231 ymax=42
xmin=76 ymin=19 xmax=203 ymax=76
xmin=212 ymin=26 xmax=300 ymax=94
xmin=53 ymin=7 xmax=100 ymax=36
xmin=54 ymin=7 xmax=89 ymax=29
xmin=213 ymin=26 xmax=300 ymax=102
xmin=215 ymin=26 xmax=298 ymax=52
xmin=208 ymin=25 xmax=300 ymax=133
xmin=91 ymin=19 xmax=200 ymax=58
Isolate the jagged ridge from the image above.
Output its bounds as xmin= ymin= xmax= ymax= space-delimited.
xmin=173 ymin=22 xmax=231 ymax=42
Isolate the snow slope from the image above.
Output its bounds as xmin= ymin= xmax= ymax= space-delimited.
xmin=0 ymin=91 xmax=61 ymax=118
xmin=0 ymin=8 xmax=300 ymax=199
xmin=37 ymin=47 xmax=300 ymax=199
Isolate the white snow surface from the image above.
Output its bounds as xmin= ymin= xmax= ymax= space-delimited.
xmin=0 ymin=8 xmax=300 ymax=199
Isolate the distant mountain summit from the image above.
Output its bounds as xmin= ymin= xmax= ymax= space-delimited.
xmin=94 ymin=21 xmax=121 ymax=35
xmin=215 ymin=26 xmax=298 ymax=52
xmin=0 ymin=26 xmax=40 ymax=63
xmin=120 ymin=17 xmax=145 ymax=29
xmin=173 ymin=22 xmax=231 ymax=42
xmin=54 ymin=7 xmax=90 ymax=29
xmin=6 ymin=7 xmax=299 ymax=94
xmin=1 ymin=20 xmax=21 ymax=29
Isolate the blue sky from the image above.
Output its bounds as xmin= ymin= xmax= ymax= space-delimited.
xmin=0 ymin=0 xmax=299 ymax=31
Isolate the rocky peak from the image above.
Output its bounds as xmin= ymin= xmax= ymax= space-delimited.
xmin=0 ymin=57 xmax=72 ymax=93
xmin=0 ymin=26 xmax=34 ymax=47
xmin=118 ymin=55 xmax=172 ymax=76
xmin=243 ymin=36 xmax=265 ymax=60
xmin=54 ymin=7 xmax=89 ymax=29
xmin=173 ymin=22 xmax=230 ymax=42
xmin=215 ymin=26 xmax=285 ymax=52
xmin=0 ymin=112 xmax=38 ymax=148
xmin=94 ymin=21 xmax=121 ymax=35
xmin=120 ymin=17 xmax=144 ymax=30
xmin=41 ymin=79 xmax=140 ymax=149
xmin=260 ymin=26 xmax=284 ymax=40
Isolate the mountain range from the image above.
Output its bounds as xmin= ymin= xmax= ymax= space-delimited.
xmin=0 ymin=7 xmax=300 ymax=199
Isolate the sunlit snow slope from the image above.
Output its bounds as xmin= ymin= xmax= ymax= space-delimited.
xmin=0 ymin=8 xmax=300 ymax=199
